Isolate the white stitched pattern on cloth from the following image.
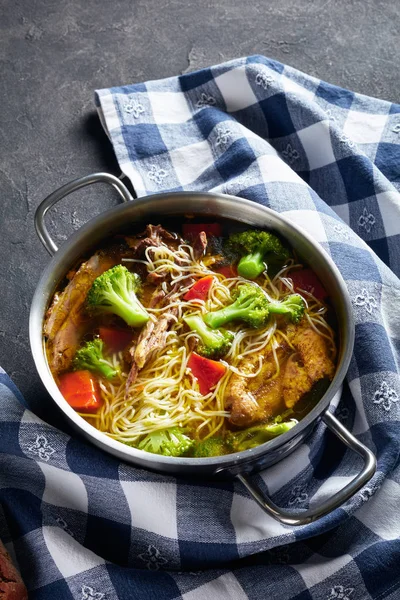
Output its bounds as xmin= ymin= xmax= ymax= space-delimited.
xmin=196 ymin=93 xmax=216 ymax=108
xmin=333 ymin=223 xmax=350 ymax=239
xmin=339 ymin=133 xmax=356 ymax=149
xmin=373 ymin=381 xmax=399 ymax=411
xmin=81 ymin=585 xmax=105 ymax=600
xmin=326 ymin=108 xmax=337 ymax=122
xmin=327 ymin=585 xmax=354 ymax=600
xmin=225 ymin=171 xmax=253 ymax=195
xmin=26 ymin=435 xmax=55 ymax=461
xmin=358 ymin=207 xmax=376 ymax=233
xmin=392 ymin=123 xmax=400 ymax=134
xmin=255 ymin=72 xmax=274 ymax=90
xmin=55 ymin=516 xmax=74 ymax=537
xmin=147 ymin=164 xmax=168 ymax=185
xmin=138 ymin=545 xmax=168 ymax=570
xmin=215 ymin=126 xmax=233 ymax=148
xmin=354 ymin=288 xmax=378 ymax=314
xmin=282 ymin=143 xmax=300 ymax=164
xmin=124 ymin=100 xmax=145 ymax=118
xmin=336 ymin=406 xmax=350 ymax=421
xmin=288 ymin=485 xmax=308 ymax=506
xmin=359 ymin=488 xmax=374 ymax=503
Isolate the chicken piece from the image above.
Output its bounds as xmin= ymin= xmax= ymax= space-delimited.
xmin=282 ymin=353 xmax=312 ymax=408
xmin=50 ymin=312 xmax=90 ymax=374
xmin=134 ymin=310 xmax=177 ymax=369
xmin=124 ymin=224 xmax=181 ymax=257
xmin=291 ymin=326 xmax=335 ymax=381
xmin=125 ymin=224 xmax=186 ymax=287
xmin=226 ymin=321 xmax=336 ymax=427
xmin=226 ymin=345 xmax=288 ymax=427
xmin=125 ymin=358 xmax=139 ymax=391
xmin=146 ymin=271 xmax=168 ymax=285
xmin=145 ymin=224 xmax=178 ymax=242
xmin=44 ymin=252 xmax=119 ymax=373
xmin=126 ymin=307 xmax=178 ymax=390
xmin=132 ymin=319 xmax=156 ymax=370
xmin=44 ymin=252 xmax=117 ymax=339
xmin=281 ymin=325 xmax=335 ymax=408
xmin=192 ymin=231 xmax=208 ymax=260
xmin=45 ymin=292 xmax=61 ymax=336
xmin=148 ymin=285 xmax=166 ymax=308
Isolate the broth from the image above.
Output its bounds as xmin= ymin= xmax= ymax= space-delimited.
xmin=44 ymin=218 xmax=337 ymax=458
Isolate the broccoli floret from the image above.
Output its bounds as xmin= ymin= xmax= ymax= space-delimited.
xmin=192 ymin=437 xmax=227 ymax=458
xmin=86 ymin=265 xmax=149 ymax=327
xmin=204 ymin=283 xmax=270 ymax=329
xmin=137 ymin=427 xmax=194 ymax=457
xmin=267 ymin=294 xmax=305 ymax=323
xmin=183 ymin=315 xmax=234 ymax=359
xmin=228 ymin=420 xmax=297 ymax=453
xmin=73 ymin=338 xmax=120 ymax=379
xmin=226 ymin=230 xmax=290 ymax=280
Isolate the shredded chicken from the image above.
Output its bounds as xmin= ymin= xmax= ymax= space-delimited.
xmin=192 ymin=231 xmax=208 ymax=260
xmin=148 ymin=285 xmax=166 ymax=308
xmin=145 ymin=224 xmax=178 ymax=242
xmin=126 ymin=305 xmax=178 ymax=391
xmin=124 ymin=224 xmax=181 ymax=257
xmin=146 ymin=271 xmax=168 ymax=285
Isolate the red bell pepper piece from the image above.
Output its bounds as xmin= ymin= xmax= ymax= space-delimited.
xmin=289 ymin=268 xmax=327 ymax=301
xmin=182 ymin=223 xmax=222 ymax=238
xmin=99 ymin=327 xmax=133 ymax=353
xmin=58 ymin=370 xmax=103 ymax=413
xmin=184 ymin=275 xmax=214 ymax=301
xmin=214 ymin=264 xmax=238 ymax=279
xmin=187 ymin=352 xmax=226 ymax=395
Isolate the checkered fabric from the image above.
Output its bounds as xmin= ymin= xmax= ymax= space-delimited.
xmin=1 ymin=56 xmax=400 ymax=599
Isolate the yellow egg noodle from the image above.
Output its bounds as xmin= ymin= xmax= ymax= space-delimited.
xmin=79 ymin=241 xmax=335 ymax=444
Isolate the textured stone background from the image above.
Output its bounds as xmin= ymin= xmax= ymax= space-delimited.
xmin=1 ymin=0 xmax=399 ymax=422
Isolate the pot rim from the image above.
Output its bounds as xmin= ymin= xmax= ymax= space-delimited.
xmin=30 ymin=190 xmax=355 ymax=468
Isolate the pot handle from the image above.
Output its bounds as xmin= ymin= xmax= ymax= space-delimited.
xmin=35 ymin=172 xmax=134 ymax=256
xmin=236 ymin=412 xmax=376 ymax=526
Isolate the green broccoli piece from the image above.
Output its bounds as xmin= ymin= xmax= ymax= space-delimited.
xmin=267 ymin=294 xmax=305 ymax=323
xmin=137 ymin=427 xmax=194 ymax=457
xmin=204 ymin=283 xmax=270 ymax=329
xmin=192 ymin=437 xmax=227 ymax=458
xmin=228 ymin=420 xmax=297 ymax=453
xmin=73 ymin=338 xmax=120 ymax=379
xmin=86 ymin=265 xmax=149 ymax=327
xmin=226 ymin=230 xmax=290 ymax=280
xmin=183 ymin=315 xmax=234 ymax=359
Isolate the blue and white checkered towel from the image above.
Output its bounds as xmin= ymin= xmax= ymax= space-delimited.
xmin=1 ymin=56 xmax=400 ymax=599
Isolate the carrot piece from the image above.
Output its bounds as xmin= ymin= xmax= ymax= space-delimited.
xmin=289 ymin=268 xmax=327 ymax=300
xmin=182 ymin=223 xmax=222 ymax=238
xmin=184 ymin=275 xmax=214 ymax=301
xmin=58 ymin=370 xmax=103 ymax=413
xmin=187 ymin=352 xmax=226 ymax=395
xmin=99 ymin=327 xmax=133 ymax=352
xmin=214 ymin=264 xmax=238 ymax=279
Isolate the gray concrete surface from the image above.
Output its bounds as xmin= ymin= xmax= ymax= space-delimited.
xmin=1 ymin=0 xmax=399 ymax=422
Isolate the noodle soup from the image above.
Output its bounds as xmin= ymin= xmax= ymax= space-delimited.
xmin=44 ymin=220 xmax=336 ymax=458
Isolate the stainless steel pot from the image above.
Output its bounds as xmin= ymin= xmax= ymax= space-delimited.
xmin=30 ymin=172 xmax=376 ymax=526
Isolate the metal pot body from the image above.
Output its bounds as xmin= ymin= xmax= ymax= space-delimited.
xmin=30 ymin=173 xmax=376 ymax=525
